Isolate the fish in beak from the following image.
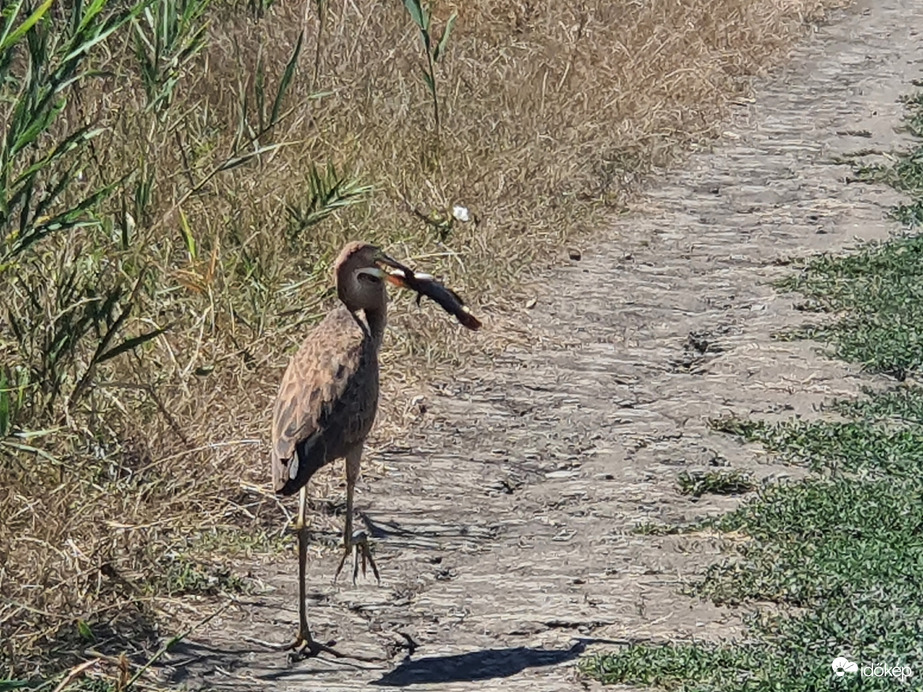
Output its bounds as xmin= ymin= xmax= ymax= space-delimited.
xmin=374 ymin=251 xmax=482 ymax=331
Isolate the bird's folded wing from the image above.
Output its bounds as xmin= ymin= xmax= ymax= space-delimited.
xmin=270 ymin=310 xmax=364 ymax=494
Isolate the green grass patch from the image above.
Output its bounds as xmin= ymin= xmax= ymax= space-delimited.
xmin=582 ymin=91 xmax=923 ymax=689
xmin=832 ymin=385 xmax=923 ymax=423
xmin=774 ymin=233 xmax=923 ymax=379
xmin=633 ymin=521 xmax=696 ymax=536
xmin=772 ymin=91 xmax=923 ymax=379
xmin=701 ymin=477 xmax=923 ymax=608
xmin=710 ymin=415 xmax=923 ymax=476
xmin=150 ymin=555 xmax=254 ymax=597
xmin=677 ymin=469 xmax=756 ymax=498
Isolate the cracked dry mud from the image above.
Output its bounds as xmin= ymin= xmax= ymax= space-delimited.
xmin=169 ymin=0 xmax=923 ymax=689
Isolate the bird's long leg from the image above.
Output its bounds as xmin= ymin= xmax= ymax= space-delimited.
xmin=285 ymin=485 xmax=346 ymax=659
xmin=295 ymin=485 xmax=311 ymax=642
xmin=334 ymin=446 xmax=380 ymax=585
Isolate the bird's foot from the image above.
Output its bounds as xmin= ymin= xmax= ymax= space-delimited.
xmin=333 ymin=529 xmax=381 ymax=586
xmin=277 ymin=630 xmax=385 ymax=664
xmin=285 ymin=631 xmax=346 ymax=659
xmin=244 ymin=632 xmax=345 ymax=658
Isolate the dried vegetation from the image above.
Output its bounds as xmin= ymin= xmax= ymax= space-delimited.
xmin=0 ymin=0 xmax=841 ymax=683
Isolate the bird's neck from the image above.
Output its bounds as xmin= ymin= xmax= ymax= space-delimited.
xmin=363 ymin=305 xmax=387 ymax=345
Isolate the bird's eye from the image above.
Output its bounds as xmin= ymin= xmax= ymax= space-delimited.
xmin=358 ymin=272 xmax=381 ymax=284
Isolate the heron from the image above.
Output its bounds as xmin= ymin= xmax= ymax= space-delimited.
xmin=269 ymin=241 xmax=479 ymax=658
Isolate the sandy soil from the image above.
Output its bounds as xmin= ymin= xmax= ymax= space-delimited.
xmin=164 ymin=0 xmax=923 ymax=689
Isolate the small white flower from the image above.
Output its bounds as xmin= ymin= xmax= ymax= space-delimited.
xmin=452 ymin=205 xmax=470 ymax=223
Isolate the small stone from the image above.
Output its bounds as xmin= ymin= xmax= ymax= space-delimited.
xmin=568 ymin=248 xmax=582 ymax=261
xmin=452 ymin=205 xmax=470 ymax=222
xmin=525 ymin=298 xmax=537 ymax=309
xmin=545 ymin=470 xmax=580 ymax=479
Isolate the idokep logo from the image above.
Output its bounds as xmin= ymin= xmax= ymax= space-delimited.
xmin=831 ymin=656 xmax=914 ymax=682
xmin=831 ymin=657 xmax=858 ymax=677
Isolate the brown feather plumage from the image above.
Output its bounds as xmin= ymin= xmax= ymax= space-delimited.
xmin=270 ymin=242 xmax=389 ymax=497
xmin=271 ymin=307 xmax=380 ymax=496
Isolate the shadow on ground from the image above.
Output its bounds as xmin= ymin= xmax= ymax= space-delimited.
xmin=370 ymin=640 xmax=587 ymax=687
xmin=163 ymin=638 xmax=613 ymax=688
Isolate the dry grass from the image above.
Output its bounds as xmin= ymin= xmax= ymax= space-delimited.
xmin=1 ymin=0 xmax=843 ymax=682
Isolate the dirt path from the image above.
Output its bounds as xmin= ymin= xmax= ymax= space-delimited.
xmin=169 ymin=0 xmax=923 ymax=689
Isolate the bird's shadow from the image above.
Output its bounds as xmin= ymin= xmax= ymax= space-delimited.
xmin=370 ymin=640 xmax=587 ymax=687
xmin=358 ymin=512 xmax=499 ymax=550
xmin=163 ymin=638 xmax=603 ymax=687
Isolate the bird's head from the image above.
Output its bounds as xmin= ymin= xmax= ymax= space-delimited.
xmin=333 ymin=241 xmax=408 ymax=313
xmin=333 ymin=241 xmax=482 ymax=330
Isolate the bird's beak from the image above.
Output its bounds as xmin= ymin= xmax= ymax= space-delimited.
xmin=373 ymin=250 xmax=415 ymax=288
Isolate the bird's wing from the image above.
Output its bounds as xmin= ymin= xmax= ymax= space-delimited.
xmin=270 ymin=308 xmax=364 ymax=495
